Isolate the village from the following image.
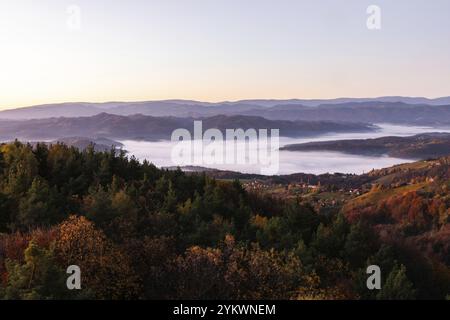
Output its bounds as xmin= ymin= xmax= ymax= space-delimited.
xmin=243 ymin=179 xmax=364 ymax=213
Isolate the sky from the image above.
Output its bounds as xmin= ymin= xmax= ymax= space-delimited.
xmin=1 ymin=0 xmax=450 ymax=110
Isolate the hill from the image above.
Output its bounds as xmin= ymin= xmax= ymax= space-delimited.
xmin=0 ymin=113 xmax=376 ymax=141
xmin=1 ymin=97 xmax=450 ymax=125
xmin=244 ymin=102 xmax=450 ymax=125
xmin=0 ymin=142 xmax=448 ymax=299
xmin=281 ymin=133 xmax=450 ymax=159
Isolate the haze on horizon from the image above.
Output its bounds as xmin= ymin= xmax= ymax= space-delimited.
xmin=1 ymin=0 xmax=450 ymax=110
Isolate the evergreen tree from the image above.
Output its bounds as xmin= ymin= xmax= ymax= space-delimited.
xmin=17 ymin=177 xmax=62 ymax=229
xmin=377 ymin=264 xmax=416 ymax=300
xmin=0 ymin=241 xmax=70 ymax=300
xmin=0 ymin=192 xmax=11 ymax=232
xmin=162 ymin=181 xmax=178 ymax=213
xmin=83 ymin=185 xmax=116 ymax=226
xmin=284 ymin=201 xmax=320 ymax=244
xmin=344 ymin=222 xmax=378 ymax=267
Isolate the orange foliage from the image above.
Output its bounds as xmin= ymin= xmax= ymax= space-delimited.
xmin=54 ymin=215 xmax=140 ymax=299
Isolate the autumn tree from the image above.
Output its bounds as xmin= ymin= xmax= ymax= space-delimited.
xmin=55 ymin=216 xmax=140 ymax=299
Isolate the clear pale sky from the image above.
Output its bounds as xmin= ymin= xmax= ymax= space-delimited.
xmin=1 ymin=0 xmax=450 ymax=110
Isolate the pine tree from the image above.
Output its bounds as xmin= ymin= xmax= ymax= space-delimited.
xmin=344 ymin=222 xmax=378 ymax=267
xmin=17 ymin=177 xmax=61 ymax=229
xmin=0 ymin=241 xmax=69 ymax=300
xmin=162 ymin=181 xmax=178 ymax=213
xmin=377 ymin=264 xmax=416 ymax=300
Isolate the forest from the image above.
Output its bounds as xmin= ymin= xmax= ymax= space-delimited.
xmin=0 ymin=141 xmax=448 ymax=300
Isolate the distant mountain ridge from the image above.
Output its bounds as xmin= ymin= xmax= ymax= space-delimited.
xmin=0 ymin=113 xmax=375 ymax=142
xmin=1 ymin=96 xmax=450 ymax=124
xmin=242 ymin=102 xmax=450 ymax=125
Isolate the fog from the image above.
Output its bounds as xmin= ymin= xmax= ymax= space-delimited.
xmin=120 ymin=124 xmax=450 ymax=175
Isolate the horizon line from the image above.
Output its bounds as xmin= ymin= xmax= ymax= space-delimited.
xmin=2 ymin=94 xmax=450 ymax=111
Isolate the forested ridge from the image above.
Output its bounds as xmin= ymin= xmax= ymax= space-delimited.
xmin=0 ymin=141 xmax=448 ymax=299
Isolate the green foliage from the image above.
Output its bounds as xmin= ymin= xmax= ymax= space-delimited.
xmin=17 ymin=177 xmax=63 ymax=229
xmin=0 ymin=192 xmax=11 ymax=232
xmin=83 ymin=185 xmax=116 ymax=226
xmin=377 ymin=264 xmax=416 ymax=300
xmin=284 ymin=202 xmax=320 ymax=244
xmin=343 ymin=222 xmax=378 ymax=268
xmin=0 ymin=142 xmax=447 ymax=300
xmin=2 ymin=142 xmax=39 ymax=196
xmin=310 ymin=213 xmax=349 ymax=258
xmin=354 ymin=245 xmax=399 ymax=299
xmin=0 ymin=241 xmax=70 ymax=300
